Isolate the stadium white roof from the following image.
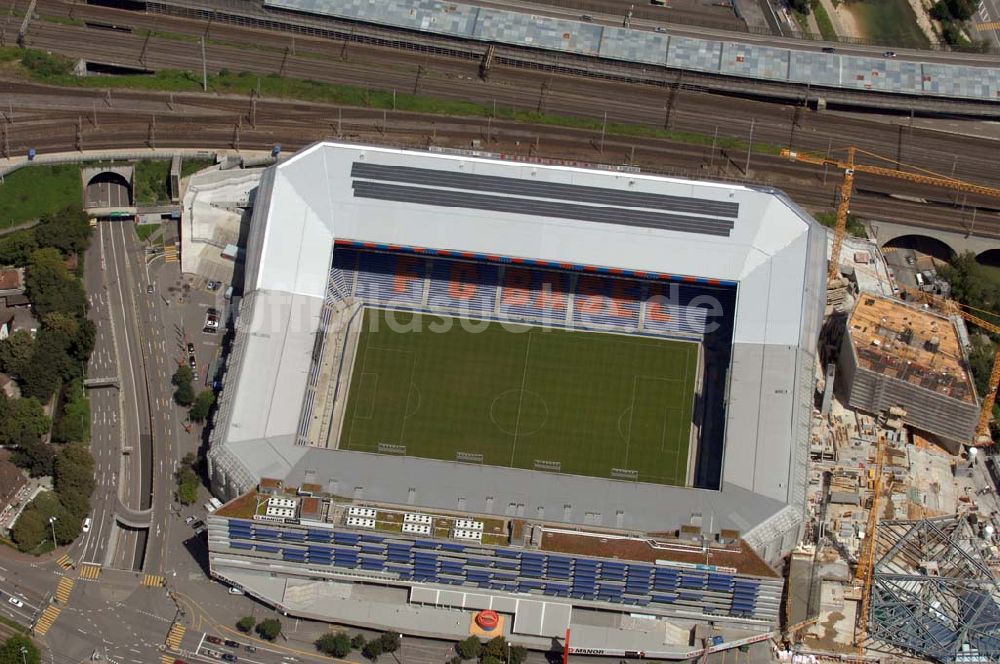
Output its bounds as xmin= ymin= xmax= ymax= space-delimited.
xmin=209 ymin=142 xmax=826 ymax=561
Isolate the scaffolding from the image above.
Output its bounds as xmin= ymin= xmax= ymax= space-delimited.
xmin=867 ymin=517 xmax=1000 ymax=663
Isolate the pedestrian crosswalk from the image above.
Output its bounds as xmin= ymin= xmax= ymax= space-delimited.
xmin=142 ymin=574 xmax=165 ymax=588
xmin=80 ymin=563 xmax=102 ymax=581
xmin=34 ymin=605 xmax=61 ymax=636
xmin=165 ymin=623 xmax=185 ymax=650
xmin=54 ymin=577 xmax=75 ymax=604
xmin=56 ymin=555 xmax=73 ymax=571
xmin=163 ymin=243 xmax=178 ymax=263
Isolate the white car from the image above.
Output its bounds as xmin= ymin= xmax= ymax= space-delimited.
xmin=82 ymin=517 xmax=92 ymax=533
xmin=8 ymin=596 xmax=23 ymax=608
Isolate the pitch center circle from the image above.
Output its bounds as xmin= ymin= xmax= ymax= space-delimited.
xmin=490 ymin=389 xmax=549 ymax=437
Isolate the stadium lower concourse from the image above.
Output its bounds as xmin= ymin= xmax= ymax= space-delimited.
xmin=206 ymin=142 xmax=826 ymax=656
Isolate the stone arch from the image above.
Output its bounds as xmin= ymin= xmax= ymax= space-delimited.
xmin=976 ymin=249 xmax=1000 ymax=268
xmin=86 ymin=171 xmax=130 ymax=190
xmin=881 ymin=234 xmax=956 ymax=262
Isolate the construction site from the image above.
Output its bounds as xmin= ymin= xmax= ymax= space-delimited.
xmin=783 ymin=147 xmax=1000 ymax=663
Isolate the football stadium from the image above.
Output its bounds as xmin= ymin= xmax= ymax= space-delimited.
xmin=205 ymin=142 xmax=826 ymax=656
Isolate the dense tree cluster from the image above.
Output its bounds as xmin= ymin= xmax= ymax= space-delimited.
xmin=315 ymin=631 xmax=407 ymax=661
xmin=172 ymin=365 xmax=195 ymax=406
xmin=175 ymin=452 xmax=201 ymax=505
xmin=0 ymin=204 xmax=95 ymax=553
xmin=189 ymin=389 xmax=215 ymax=423
xmin=0 ymin=635 xmax=40 ymax=664
xmin=930 ymin=0 xmax=982 ymax=45
xmin=937 ymin=253 xmax=1000 ymax=431
xmin=11 ymin=442 xmax=94 ymax=551
xmin=453 ymin=637 xmax=527 ymax=664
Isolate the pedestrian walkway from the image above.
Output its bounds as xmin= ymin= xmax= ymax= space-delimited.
xmin=163 ymin=243 xmax=178 ymax=263
xmin=34 ymin=605 xmax=61 ymax=636
xmin=80 ymin=563 xmax=102 ymax=581
xmin=56 ymin=555 xmax=73 ymax=571
xmin=165 ymin=623 xmax=185 ymax=650
xmin=54 ymin=577 xmax=75 ymax=604
xmin=142 ymin=573 xmax=165 ymax=587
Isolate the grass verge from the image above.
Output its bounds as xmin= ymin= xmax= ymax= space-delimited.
xmin=0 ymin=165 xmax=83 ymax=230
xmin=135 ymin=223 xmax=161 ymax=242
xmin=811 ymin=0 xmax=839 ymax=42
xmin=133 ymin=160 xmax=171 ymax=205
xmin=845 ymin=0 xmax=930 ymax=48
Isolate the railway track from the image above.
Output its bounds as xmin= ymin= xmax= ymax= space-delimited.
xmin=13 ymin=1 xmax=1000 ymax=191
xmin=4 ymin=81 xmax=997 ymax=239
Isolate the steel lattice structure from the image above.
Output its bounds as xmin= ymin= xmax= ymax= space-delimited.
xmin=868 ymin=517 xmax=1000 ymax=663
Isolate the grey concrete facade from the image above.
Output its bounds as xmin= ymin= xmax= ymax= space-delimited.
xmin=838 ymin=332 xmax=979 ymax=443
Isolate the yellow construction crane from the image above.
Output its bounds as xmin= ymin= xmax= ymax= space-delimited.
xmin=779 ymin=146 xmax=1000 ymax=281
xmin=854 ymin=434 xmax=888 ymax=647
xmin=899 ymin=286 xmax=1000 ymax=445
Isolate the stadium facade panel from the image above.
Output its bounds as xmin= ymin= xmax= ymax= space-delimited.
xmin=208 ymin=142 xmax=826 ymax=566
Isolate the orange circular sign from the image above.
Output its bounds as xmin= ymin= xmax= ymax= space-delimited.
xmin=476 ymin=610 xmax=500 ymax=630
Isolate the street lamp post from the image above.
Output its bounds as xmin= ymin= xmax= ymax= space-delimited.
xmin=48 ymin=516 xmax=57 ymax=547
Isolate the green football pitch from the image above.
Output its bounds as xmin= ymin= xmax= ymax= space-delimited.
xmin=338 ymin=309 xmax=699 ymax=486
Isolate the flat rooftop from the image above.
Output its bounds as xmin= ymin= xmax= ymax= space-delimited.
xmin=848 ymin=295 xmax=975 ymax=404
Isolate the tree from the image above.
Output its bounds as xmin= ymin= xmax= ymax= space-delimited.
xmin=172 ymin=365 xmax=194 ymax=406
xmin=256 ymin=618 xmax=282 ymax=641
xmin=0 ymin=394 xmax=50 ymax=447
xmin=52 ymin=380 xmax=90 ymax=443
xmin=482 ymin=636 xmax=506 ymax=661
xmin=10 ymin=509 xmax=47 ymax=552
xmin=176 ymin=466 xmax=199 ymax=505
xmin=33 ymin=206 xmax=92 ymax=257
xmin=237 ymin=616 xmax=256 ymax=633
xmin=378 ymin=632 xmax=400 ymax=653
xmin=316 ymin=632 xmax=352 ymax=658
xmin=189 ymin=389 xmax=215 ymax=423
xmin=25 ymin=248 xmax=86 ymax=318
xmin=0 ymin=634 xmax=41 ymax=664
xmin=0 ymin=230 xmax=39 ymax=266
xmin=54 ymin=443 xmax=95 ymax=498
xmin=351 ymin=634 xmax=366 ymax=650
xmin=362 ymin=639 xmax=383 ymax=661
xmin=0 ymin=330 xmax=35 ymax=377
xmin=10 ymin=438 xmax=54 ymax=477
xmin=456 ymin=637 xmax=482 ymax=661
xmin=508 ymin=645 xmax=527 ymax=664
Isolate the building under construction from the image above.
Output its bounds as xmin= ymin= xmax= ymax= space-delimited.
xmin=838 ymin=295 xmax=979 ymax=444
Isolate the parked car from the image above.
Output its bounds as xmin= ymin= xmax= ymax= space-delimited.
xmin=8 ymin=597 xmax=23 ymax=608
